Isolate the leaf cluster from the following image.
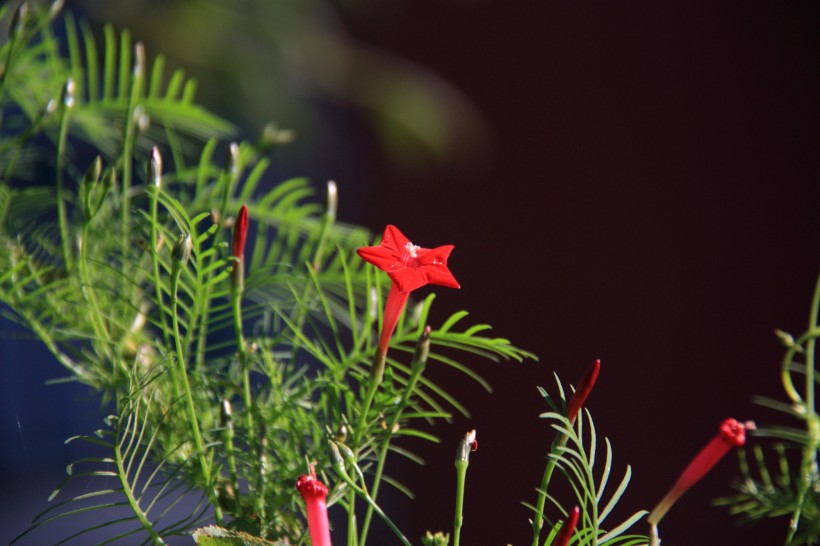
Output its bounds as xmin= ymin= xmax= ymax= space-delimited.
xmin=716 ymin=275 xmax=820 ymax=545
xmin=1 ymin=4 xmax=534 ymax=544
xmin=527 ymin=375 xmax=648 ymax=546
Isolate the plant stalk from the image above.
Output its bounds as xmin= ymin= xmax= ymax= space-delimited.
xmin=170 ymin=264 xmax=222 ymax=523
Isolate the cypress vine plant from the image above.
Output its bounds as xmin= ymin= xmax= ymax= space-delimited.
xmin=7 ymin=2 xmax=812 ymax=546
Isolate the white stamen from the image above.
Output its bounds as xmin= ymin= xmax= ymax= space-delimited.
xmin=405 ymin=242 xmax=420 ymax=258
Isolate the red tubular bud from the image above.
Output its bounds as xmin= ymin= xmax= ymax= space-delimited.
xmin=647 ymin=418 xmax=754 ymax=525
xmin=566 ymin=359 xmax=600 ymax=424
xmin=553 ymin=506 xmax=580 ymax=546
xmin=231 ymin=205 xmax=248 ymax=288
xmin=456 ymin=429 xmax=478 ymax=463
xmin=295 ymin=468 xmax=332 ymax=546
xmin=232 ymin=205 xmax=248 ymax=265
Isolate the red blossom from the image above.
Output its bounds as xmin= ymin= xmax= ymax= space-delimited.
xmin=356 ymin=225 xmax=459 ymax=293
xmin=295 ymin=468 xmax=332 ymax=546
xmin=357 ymin=225 xmax=459 ymax=380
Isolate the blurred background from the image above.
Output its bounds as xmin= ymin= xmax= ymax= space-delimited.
xmin=2 ymin=0 xmax=818 ymax=544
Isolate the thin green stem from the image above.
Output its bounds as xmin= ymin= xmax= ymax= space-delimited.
xmin=331 ymin=442 xmax=412 ymax=546
xmin=55 ymin=87 xmax=73 ymax=274
xmin=79 ymin=219 xmax=113 ymax=363
xmin=120 ymin=44 xmax=144 ymax=291
xmin=220 ymin=400 xmax=240 ymax=519
xmin=347 ymin=505 xmax=358 ymax=546
xmin=532 ymin=434 xmax=569 ymax=546
xmin=231 ymin=287 xmax=254 ymax=440
xmin=287 ymin=184 xmax=336 ymax=366
xmin=0 ymin=5 xmax=24 ymax=114
xmin=230 ymin=282 xmax=264 ymax=520
xmin=786 ymin=273 xmax=820 ymax=545
xmin=115 ymin=433 xmax=166 ymax=544
xmin=170 ymin=266 xmax=222 ymax=523
xmin=803 ymin=272 xmax=819 ymax=447
xmin=149 ymin=186 xmax=171 ymax=348
xmin=453 ymin=458 xmax=468 ymax=546
xmin=359 ymin=328 xmax=430 ymax=546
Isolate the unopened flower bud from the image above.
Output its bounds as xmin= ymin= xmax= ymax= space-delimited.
xmin=774 ymin=328 xmax=795 ymax=349
xmin=455 ymin=429 xmax=477 ymax=464
xmin=48 ymin=0 xmax=64 ymax=20
xmin=102 ymin=168 xmax=116 ymax=191
xmin=227 ymin=142 xmax=240 ymax=178
xmin=133 ymin=42 xmax=145 ymax=79
xmin=258 ymin=122 xmax=295 ymax=149
xmin=134 ymin=105 xmax=150 ymax=133
xmin=83 ymin=156 xmax=102 ymax=187
xmin=149 ymin=146 xmax=162 ymax=189
xmin=62 ymin=78 xmax=76 ymax=109
xmin=231 ymin=205 xmax=248 ymax=288
xmin=335 ymin=421 xmax=348 ymax=443
xmin=411 ymin=326 xmax=432 ymax=371
xmin=553 ymin=506 xmax=580 ymax=546
xmin=566 ymin=359 xmax=600 ymax=424
xmin=171 ymin=233 xmax=192 ymax=268
xmin=325 ymin=180 xmax=337 ymax=222
xmin=10 ymin=2 xmax=29 ymax=37
xmin=220 ymin=399 xmax=233 ymax=428
xmin=422 ymin=531 xmax=450 ymax=546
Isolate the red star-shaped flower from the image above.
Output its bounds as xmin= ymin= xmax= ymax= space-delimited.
xmin=357 ymin=225 xmax=461 ymax=384
xmin=356 ymin=225 xmax=460 ymax=293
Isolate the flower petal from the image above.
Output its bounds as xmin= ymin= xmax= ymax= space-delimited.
xmin=417 ymin=245 xmax=460 ymax=289
xmin=389 ymin=267 xmax=429 ymax=293
xmin=358 ymin=226 xmax=459 ymax=291
xmin=380 ymin=225 xmax=411 ymax=256
xmin=357 ymin=245 xmax=401 ymax=271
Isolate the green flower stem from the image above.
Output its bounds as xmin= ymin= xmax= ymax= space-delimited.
xmin=220 ymin=400 xmax=240 ymax=518
xmin=347 ymin=507 xmax=358 ymax=546
xmin=55 ymin=82 xmax=74 ymax=274
xmin=115 ymin=433 xmax=166 ymax=545
xmin=345 ymin=351 xmax=385 ymax=542
xmin=287 ymin=181 xmax=336 ymax=365
xmin=192 ymin=150 xmax=241 ymax=373
xmin=79 ymin=216 xmax=113 ymax=363
xmin=0 ymin=4 xmax=26 ymax=116
xmin=532 ymin=434 xmax=569 ymax=546
xmin=148 ymin=185 xmax=171 ymax=348
xmin=118 ymin=42 xmax=145 ymax=308
xmin=359 ymin=327 xmax=431 ymax=546
xmin=785 ymin=272 xmax=820 ymax=545
xmin=330 ymin=441 xmax=412 ymax=546
xmin=230 ymin=282 xmax=265 ymax=519
xmin=170 ymin=263 xmax=222 ymax=523
xmin=453 ymin=458 xmax=469 ymax=546
xmin=231 ymin=287 xmax=254 ymax=443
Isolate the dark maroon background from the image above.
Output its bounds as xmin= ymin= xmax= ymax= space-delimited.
xmin=342 ymin=1 xmax=818 ymax=545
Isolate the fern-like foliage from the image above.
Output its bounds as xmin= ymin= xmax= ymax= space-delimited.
xmin=528 ymin=375 xmax=648 ymax=546
xmin=716 ymin=443 xmax=820 ymax=545
xmin=2 ymin=4 xmax=535 ymax=544
xmin=11 ymin=367 xmax=211 ymax=545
